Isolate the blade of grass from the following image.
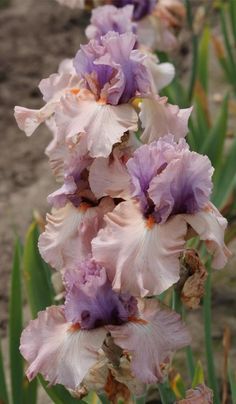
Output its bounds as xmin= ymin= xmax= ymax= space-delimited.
xmin=203 ymin=264 xmax=220 ymax=404
xmin=229 ymin=0 xmax=236 ymax=45
xmin=220 ymin=6 xmax=236 ymax=87
xmin=0 ymin=339 xmax=9 ymax=404
xmin=9 ymin=238 xmax=24 ymax=404
xmin=197 ymin=27 xmax=210 ymax=92
xmin=212 ymin=137 xmax=236 ymax=210
xmin=200 ymin=95 xmax=228 ymax=169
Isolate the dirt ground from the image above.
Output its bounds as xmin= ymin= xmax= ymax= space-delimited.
xmin=0 ymin=0 xmax=236 ymax=402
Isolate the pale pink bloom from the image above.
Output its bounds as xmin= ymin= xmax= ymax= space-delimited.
xmin=14 ymin=71 xmax=80 ymax=137
xmin=55 ymin=91 xmax=138 ymax=158
xmin=92 ymin=199 xmax=229 ymax=297
xmin=139 ymin=96 xmax=192 ymax=143
xmin=92 ymin=137 xmax=229 ymax=297
xmin=38 ymin=198 xmax=114 ymax=271
xmin=108 ymin=299 xmax=191 ymax=383
xmin=20 ymin=277 xmax=189 ymax=389
xmin=20 ymin=305 xmax=107 ymax=389
xmin=92 ymin=200 xmax=187 ymax=296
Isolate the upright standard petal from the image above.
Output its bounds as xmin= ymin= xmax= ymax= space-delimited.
xmin=86 ymin=5 xmax=136 ymax=41
xmin=183 ymin=203 xmax=231 ymax=269
xmin=107 ymin=299 xmax=190 ymax=384
xmin=20 ymin=306 xmax=107 ymax=389
xmin=56 ymin=93 xmax=138 ymax=158
xmin=92 ymin=200 xmax=187 ymax=297
xmin=139 ymin=97 xmax=192 ymax=143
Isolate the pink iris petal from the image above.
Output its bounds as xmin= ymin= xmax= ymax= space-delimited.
xmin=139 ymin=97 xmax=192 ymax=143
xmin=39 ymin=198 xmax=114 ymax=271
xmin=89 ymin=147 xmax=131 ymax=199
xmin=55 ymin=92 xmax=138 ymax=158
xmin=183 ymin=203 xmax=231 ymax=269
xmin=143 ymin=52 xmax=175 ymax=92
xmin=20 ymin=306 xmax=107 ymax=389
xmin=14 ymin=72 xmax=80 ymax=137
xmin=92 ymin=200 xmax=187 ymax=297
xmin=107 ymin=299 xmax=190 ymax=384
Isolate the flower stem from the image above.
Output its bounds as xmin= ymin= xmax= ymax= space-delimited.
xmin=203 ymin=265 xmax=220 ymax=404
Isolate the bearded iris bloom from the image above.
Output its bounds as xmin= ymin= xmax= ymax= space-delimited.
xmin=20 ymin=258 xmax=190 ymax=390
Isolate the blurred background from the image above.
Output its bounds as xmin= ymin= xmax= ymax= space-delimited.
xmin=0 ymin=0 xmax=236 ymax=403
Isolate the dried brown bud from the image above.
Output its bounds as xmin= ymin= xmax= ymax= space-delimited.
xmin=178 ymin=249 xmax=207 ymax=309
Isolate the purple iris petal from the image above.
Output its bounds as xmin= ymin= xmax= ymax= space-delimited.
xmin=64 ymin=258 xmax=138 ymax=329
xmin=127 ymin=136 xmax=213 ymax=223
xmin=112 ymin=0 xmax=157 ymax=21
xmin=86 ymin=5 xmax=137 ymax=42
xmin=74 ymin=32 xmax=151 ymax=105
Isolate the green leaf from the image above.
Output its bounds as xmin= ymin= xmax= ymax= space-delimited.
xmin=38 ymin=376 xmax=86 ymax=404
xmin=193 ymin=98 xmax=210 ymax=151
xmin=197 ymin=27 xmax=210 ymax=92
xmin=23 ymin=378 xmax=38 ymax=404
xmin=228 ymin=363 xmax=236 ymax=404
xmin=192 ymin=361 xmax=204 ymax=388
xmin=201 ymin=95 xmax=228 ymax=168
xmin=229 ymin=0 xmax=236 ymax=45
xmin=23 ymin=222 xmax=54 ymax=317
xmin=212 ymin=136 xmax=236 ymax=209
xmin=9 ymin=239 xmax=24 ymax=404
xmin=0 ymin=338 xmax=9 ymax=404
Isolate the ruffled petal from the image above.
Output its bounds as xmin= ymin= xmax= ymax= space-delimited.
xmin=56 ymin=93 xmax=138 ymax=158
xmin=148 ymin=150 xmax=213 ymax=223
xmin=20 ymin=306 xmax=106 ymax=389
xmin=92 ymin=200 xmax=187 ymax=297
xmin=39 ymin=199 xmax=114 ymax=270
xmin=139 ymin=97 xmax=192 ymax=144
xmin=183 ymin=203 xmax=231 ymax=269
xmin=14 ymin=72 xmax=81 ymax=137
xmin=38 ymin=73 xmax=80 ymax=103
xmin=14 ymin=104 xmax=56 ymax=137
xmin=107 ymin=299 xmax=190 ymax=384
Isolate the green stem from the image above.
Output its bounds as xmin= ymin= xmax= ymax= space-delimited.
xmin=203 ymin=266 xmax=220 ymax=404
xmin=172 ymin=288 xmax=182 ymax=314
